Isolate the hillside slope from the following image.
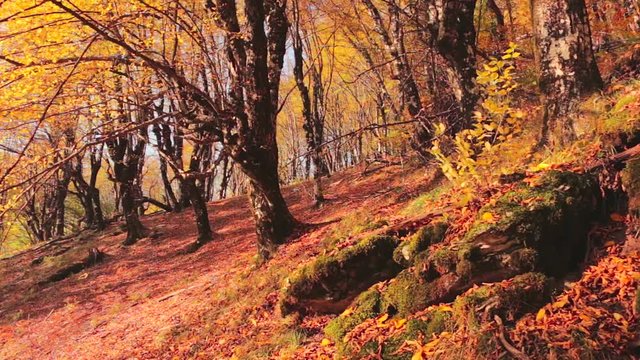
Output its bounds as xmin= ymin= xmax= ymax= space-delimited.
xmin=0 ymin=163 xmax=438 ymax=359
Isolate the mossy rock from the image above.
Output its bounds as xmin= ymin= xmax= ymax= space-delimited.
xmin=392 ymin=222 xmax=448 ymax=267
xmin=348 ymin=273 xmax=552 ymax=359
xmin=324 ymin=287 xmax=386 ymax=345
xmin=622 ymin=157 xmax=640 ymax=215
xmin=462 ymin=171 xmax=599 ymax=277
xmin=280 ymin=235 xmax=401 ymax=315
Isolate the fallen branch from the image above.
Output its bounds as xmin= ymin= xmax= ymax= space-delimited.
xmin=141 ymin=196 xmax=173 ymax=212
xmin=586 ymin=144 xmax=640 ymax=172
xmin=494 ymin=315 xmax=530 ymax=360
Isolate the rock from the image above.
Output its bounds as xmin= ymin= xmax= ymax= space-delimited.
xmin=323 ymin=171 xmax=599 ymax=344
xmin=392 ymin=221 xmax=448 ymax=268
xmin=279 ymin=235 xmax=401 ymax=315
xmin=337 ymin=273 xmax=553 ymax=358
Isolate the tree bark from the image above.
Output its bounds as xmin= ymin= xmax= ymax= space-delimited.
xmin=181 ymin=142 xmax=214 ymax=252
xmin=213 ymin=0 xmax=299 ymax=259
xmin=119 ymin=174 xmax=146 ymax=245
xmin=182 ymin=177 xmax=213 ymax=253
xmin=292 ymin=0 xmax=326 ymax=205
xmin=240 ymin=148 xmax=297 ymax=259
xmin=533 ymin=0 xmax=603 ymax=147
xmin=54 ymin=163 xmax=72 ymax=237
xmin=361 ymin=0 xmax=431 ymax=157
xmin=487 ymin=0 xmax=506 ymax=42
xmin=424 ymin=0 xmax=479 ymax=132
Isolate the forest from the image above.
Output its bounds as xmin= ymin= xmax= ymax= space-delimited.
xmin=1 ymin=0 xmax=640 ymax=358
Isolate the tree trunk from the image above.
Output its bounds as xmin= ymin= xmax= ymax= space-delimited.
xmin=152 ymin=123 xmax=179 ymax=211
xmin=212 ymin=0 xmax=298 ymax=259
xmin=533 ymin=0 xmax=603 ymax=147
xmin=424 ymin=0 xmax=479 ymax=132
xmin=182 ymin=142 xmax=214 ymax=252
xmin=240 ymin=148 xmax=298 ymax=259
xmin=120 ymin=176 xmax=146 ymax=245
xmin=487 ymin=0 xmax=506 ymax=42
xmin=54 ymin=164 xmax=72 ymax=237
xmin=183 ymin=177 xmax=213 ymax=253
xmin=292 ymin=0 xmax=326 ymax=206
xmin=361 ymin=0 xmax=430 ymax=156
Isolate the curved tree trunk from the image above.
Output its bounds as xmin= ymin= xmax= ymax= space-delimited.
xmin=533 ymin=0 xmax=603 ymax=147
xmin=183 ymin=177 xmax=213 ymax=252
xmin=239 ymin=146 xmax=297 ymax=259
xmin=212 ymin=0 xmax=298 ymax=260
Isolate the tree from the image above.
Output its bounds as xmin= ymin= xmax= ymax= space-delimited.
xmin=533 ymin=0 xmax=603 ymax=146
xmin=292 ymin=0 xmax=329 ymax=205
xmin=71 ymin=143 xmax=106 ymax=231
xmin=208 ymin=0 xmax=298 ymax=258
xmin=360 ymin=0 xmax=430 ymax=156
xmin=423 ymin=0 xmax=479 ymax=131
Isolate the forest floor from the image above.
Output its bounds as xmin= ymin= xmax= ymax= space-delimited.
xmin=3 ymin=52 xmax=640 ymax=359
xmin=0 ymin=161 xmax=441 ymax=359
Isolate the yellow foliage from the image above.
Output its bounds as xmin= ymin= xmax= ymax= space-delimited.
xmin=430 ymin=44 xmax=524 ymax=192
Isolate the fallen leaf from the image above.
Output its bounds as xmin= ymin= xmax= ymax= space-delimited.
xmin=481 ymin=212 xmax=496 ymax=223
xmin=536 ymin=308 xmax=546 ymax=321
xmin=531 ymin=162 xmax=551 ymax=172
xmin=341 ymin=307 xmax=354 ymax=317
xmin=610 ymin=213 xmax=626 ymax=222
xmin=394 ymin=318 xmax=407 ymax=328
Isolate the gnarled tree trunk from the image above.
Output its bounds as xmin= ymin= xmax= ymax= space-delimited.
xmin=213 ymin=0 xmax=298 ymax=259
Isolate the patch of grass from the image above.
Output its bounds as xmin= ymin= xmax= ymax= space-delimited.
xmin=8 ymin=310 xmax=23 ymax=322
xmin=323 ymin=210 xmax=389 ymax=248
xmin=400 ymin=185 xmax=449 ymax=217
xmin=128 ymin=291 xmax=151 ymax=302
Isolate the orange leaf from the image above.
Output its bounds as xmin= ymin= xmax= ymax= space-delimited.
xmin=610 ymin=213 xmax=626 ymax=222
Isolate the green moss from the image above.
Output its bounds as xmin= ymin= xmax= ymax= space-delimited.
xmin=466 ymin=171 xmax=593 ymax=240
xmin=323 ymin=211 xmax=390 ymax=248
xmin=508 ymin=248 xmax=539 ymax=273
xmin=356 ymin=310 xmax=454 ymax=360
xmin=342 ymin=273 xmax=551 ymax=359
xmin=457 ymin=243 xmax=481 ymax=261
xmin=380 ymin=271 xmax=442 ymax=316
xmin=401 ymin=185 xmax=449 ymax=217
xmin=430 ymin=248 xmax=457 ymax=274
xmin=455 ymin=259 xmax=474 ymax=280
xmin=393 ymin=222 xmax=448 ymax=267
xmin=324 ymin=288 xmax=384 ymax=344
xmin=280 ymin=235 xmax=401 ymax=315
xmin=462 ymin=171 xmax=598 ymax=276
xmin=449 ymin=272 xmax=551 ymax=331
